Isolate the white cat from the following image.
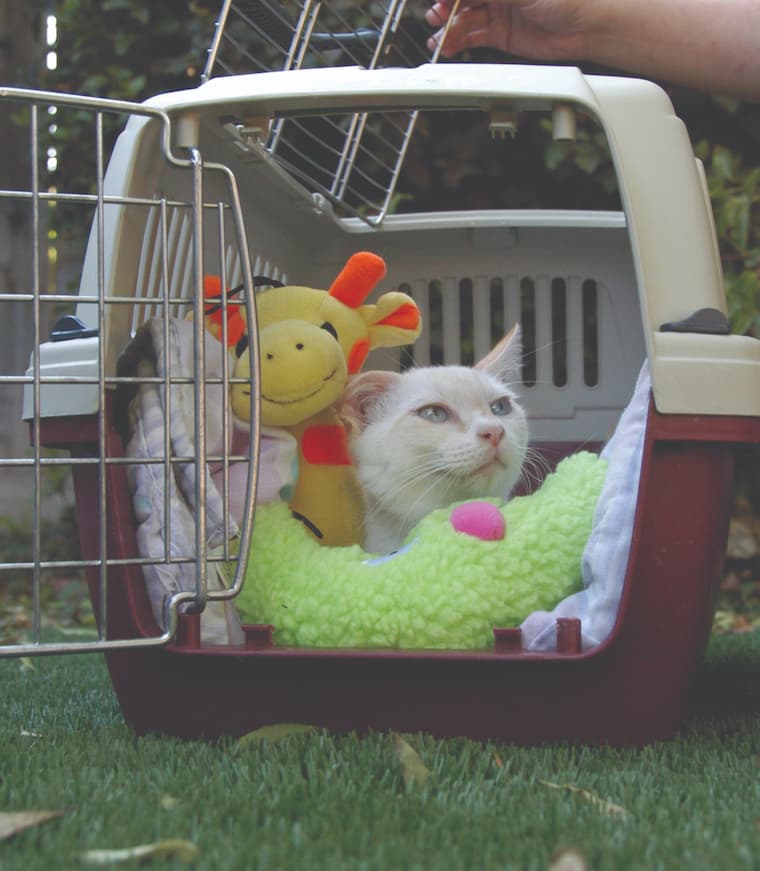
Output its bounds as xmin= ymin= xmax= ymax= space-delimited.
xmin=340 ymin=325 xmax=528 ymax=554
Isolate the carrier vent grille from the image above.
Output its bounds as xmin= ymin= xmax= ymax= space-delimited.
xmin=402 ymin=275 xmax=601 ymax=390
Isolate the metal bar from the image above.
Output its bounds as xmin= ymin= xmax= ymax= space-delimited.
xmin=0 ymin=86 xmax=168 ymax=116
xmin=375 ymin=109 xmax=420 ymax=223
xmin=267 ymin=1 xmax=321 ymax=153
xmin=0 ymin=191 xmax=232 ymax=211
xmin=29 ymin=102 xmax=41 ymax=646
xmin=216 ymin=202 xmax=233 ymax=551
xmin=429 ymin=0 xmax=462 ymax=62
xmin=8 ymin=373 xmax=253 ymax=387
xmin=288 ymin=0 xmax=321 ymax=71
xmin=161 ymin=197 xmax=173 ymax=566
xmin=199 ymin=161 xmax=259 ymax=602
xmin=95 ymin=110 xmax=108 ymax=641
xmin=0 ymin=452 xmax=252 ymax=468
xmin=325 ymin=0 xmax=405 ymax=202
xmin=0 ymin=552 xmax=249 ymax=573
xmin=190 ymin=147 xmax=208 ymax=613
xmin=0 ymin=632 xmax=172 ymax=658
xmin=201 ymin=0 xmax=234 ymax=83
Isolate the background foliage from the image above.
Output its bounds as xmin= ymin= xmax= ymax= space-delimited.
xmin=40 ymin=0 xmax=216 ymax=100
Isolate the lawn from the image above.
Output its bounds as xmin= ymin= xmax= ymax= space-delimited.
xmin=2 ymin=631 xmax=760 ymax=870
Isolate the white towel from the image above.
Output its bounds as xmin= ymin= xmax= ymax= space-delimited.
xmin=520 ymin=362 xmax=650 ymax=651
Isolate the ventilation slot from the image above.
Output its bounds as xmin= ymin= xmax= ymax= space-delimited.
xmin=459 ymin=278 xmax=474 ymax=366
xmin=551 ymin=277 xmax=568 ymax=388
xmin=583 ymin=279 xmax=599 ymax=387
xmin=520 ymin=277 xmax=537 ymax=387
xmin=428 ymin=279 xmax=444 ymax=366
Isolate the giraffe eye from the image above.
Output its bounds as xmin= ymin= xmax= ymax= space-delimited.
xmin=321 ymin=321 xmax=338 ymax=340
xmin=235 ymin=334 xmax=249 ymax=358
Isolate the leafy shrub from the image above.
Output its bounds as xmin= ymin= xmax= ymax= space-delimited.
xmin=695 ymin=141 xmax=760 ymax=337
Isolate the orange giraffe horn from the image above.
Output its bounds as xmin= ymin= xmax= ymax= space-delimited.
xmin=328 ymin=252 xmax=386 ymax=309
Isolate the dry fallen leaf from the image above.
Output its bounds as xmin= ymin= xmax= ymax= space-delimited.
xmin=539 ymin=780 xmax=630 ymax=820
xmin=493 ymin=752 xmax=505 ymax=768
xmin=236 ymin=723 xmax=317 ymax=749
xmin=80 ymin=839 xmax=198 ymax=865
xmin=393 ymin=733 xmax=429 ymax=788
xmin=0 ymin=809 xmax=65 ymax=841
xmin=19 ymin=657 xmax=36 ymax=672
xmin=549 ymin=847 xmax=589 ymax=871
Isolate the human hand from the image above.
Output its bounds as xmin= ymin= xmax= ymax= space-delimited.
xmin=425 ymin=0 xmax=760 ymax=101
xmin=425 ymin=0 xmax=593 ymax=61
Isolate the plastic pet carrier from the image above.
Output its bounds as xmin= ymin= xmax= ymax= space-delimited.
xmin=2 ymin=0 xmax=760 ymax=745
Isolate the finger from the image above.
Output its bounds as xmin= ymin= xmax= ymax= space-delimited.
xmin=425 ymin=2 xmax=453 ymax=27
xmin=427 ymin=5 xmax=493 ymax=55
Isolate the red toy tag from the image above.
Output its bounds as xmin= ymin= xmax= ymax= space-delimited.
xmin=301 ymin=425 xmax=352 ymax=465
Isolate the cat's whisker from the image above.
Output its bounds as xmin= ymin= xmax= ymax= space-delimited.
xmin=518 ymin=447 xmax=551 ymax=493
xmin=397 ymin=469 xmax=463 ymax=531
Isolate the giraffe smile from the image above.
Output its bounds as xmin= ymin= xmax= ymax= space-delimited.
xmin=262 ymin=369 xmax=338 ymax=405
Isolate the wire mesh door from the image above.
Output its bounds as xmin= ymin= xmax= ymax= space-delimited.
xmin=204 ymin=0 xmax=457 ymax=223
xmin=0 ymin=87 xmax=258 ymax=657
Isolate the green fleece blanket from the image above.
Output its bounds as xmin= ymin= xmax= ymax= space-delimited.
xmin=232 ymin=451 xmax=607 ymax=649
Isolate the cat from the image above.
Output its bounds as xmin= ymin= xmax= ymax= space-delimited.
xmin=339 ymin=325 xmax=528 ymax=554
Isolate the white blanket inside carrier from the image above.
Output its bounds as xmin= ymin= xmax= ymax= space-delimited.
xmin=120 ymin=318 xmax=293 ymax=645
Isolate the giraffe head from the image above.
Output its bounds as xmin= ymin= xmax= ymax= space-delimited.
xmin=230 ymin=252 xmax=421 ymax=427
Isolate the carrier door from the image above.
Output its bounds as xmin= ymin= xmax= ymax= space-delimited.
xmin=0 ymin=87 xmax=258 ymax=657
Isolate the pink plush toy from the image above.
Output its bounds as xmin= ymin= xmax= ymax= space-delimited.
xmin=450 ymin=501 xmax=507 ymax=541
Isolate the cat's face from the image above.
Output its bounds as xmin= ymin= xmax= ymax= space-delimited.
xmin=341 ymin=326 xmax=528 ymax=549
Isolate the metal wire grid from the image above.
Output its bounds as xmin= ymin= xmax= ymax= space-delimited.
xmin=204 ymin=0 xmax=436 ymax=78
xmin=203 ymin=0 xmax=458 ymax=224
xmin=0 ymin=88 xmax=259 ymax=656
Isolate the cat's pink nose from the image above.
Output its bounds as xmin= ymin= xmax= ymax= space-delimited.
xmin=478 ymin=425 xmax=504 ymax=446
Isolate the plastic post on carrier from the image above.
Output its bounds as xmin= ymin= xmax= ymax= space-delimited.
xmin=244 ymin=624 xmax=275 ymax=650
xmin=174 ymin=612 xmax=202 ymax=650
xmin=493 ymin=627 xmax=523 ymax=654
xmin=556 ymin=618 xmax=582 ymax=654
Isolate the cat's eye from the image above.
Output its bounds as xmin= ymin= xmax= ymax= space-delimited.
xmin=490 ymin=396 xmax=512 ymax=416
xmin=320 ymin=321 xmax=338 ymax=340
xmin=417 ymin=404 xmax=449 ymax=423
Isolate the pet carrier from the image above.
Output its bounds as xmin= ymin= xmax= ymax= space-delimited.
xmin=2 ymin=0 xmax=760 ymax=745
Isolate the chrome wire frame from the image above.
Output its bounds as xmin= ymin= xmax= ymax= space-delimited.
xmin=0 ymin=87 xmax=258 ymax=656
xmin=200 ymin=0 xmax=459 ymax=225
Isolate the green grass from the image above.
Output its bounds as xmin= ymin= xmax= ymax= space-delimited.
xmin=2 ymin=635 xmax=760 ymax=871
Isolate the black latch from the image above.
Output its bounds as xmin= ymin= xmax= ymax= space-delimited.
xmin=659 ymin=307 xmax=730 ymax=335
xmin=49 ymin=314 xmax=99 ymax=342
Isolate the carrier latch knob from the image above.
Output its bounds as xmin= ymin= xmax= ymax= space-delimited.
xmin=659 ymin=307 xmax=730 ymax=335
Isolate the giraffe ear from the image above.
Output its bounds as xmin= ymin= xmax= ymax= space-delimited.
xmin=362 ymin=291 xmax=421 ymax=349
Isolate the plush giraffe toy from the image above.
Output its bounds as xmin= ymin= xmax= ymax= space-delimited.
xmin=229 ymin=252 xmax=421 ymax=546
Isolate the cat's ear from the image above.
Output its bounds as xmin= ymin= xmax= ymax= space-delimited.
xmin=339 ymin=370 xmax=401 ymax=434
xmin=475 ymin=323 xmax=522 ymax=384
